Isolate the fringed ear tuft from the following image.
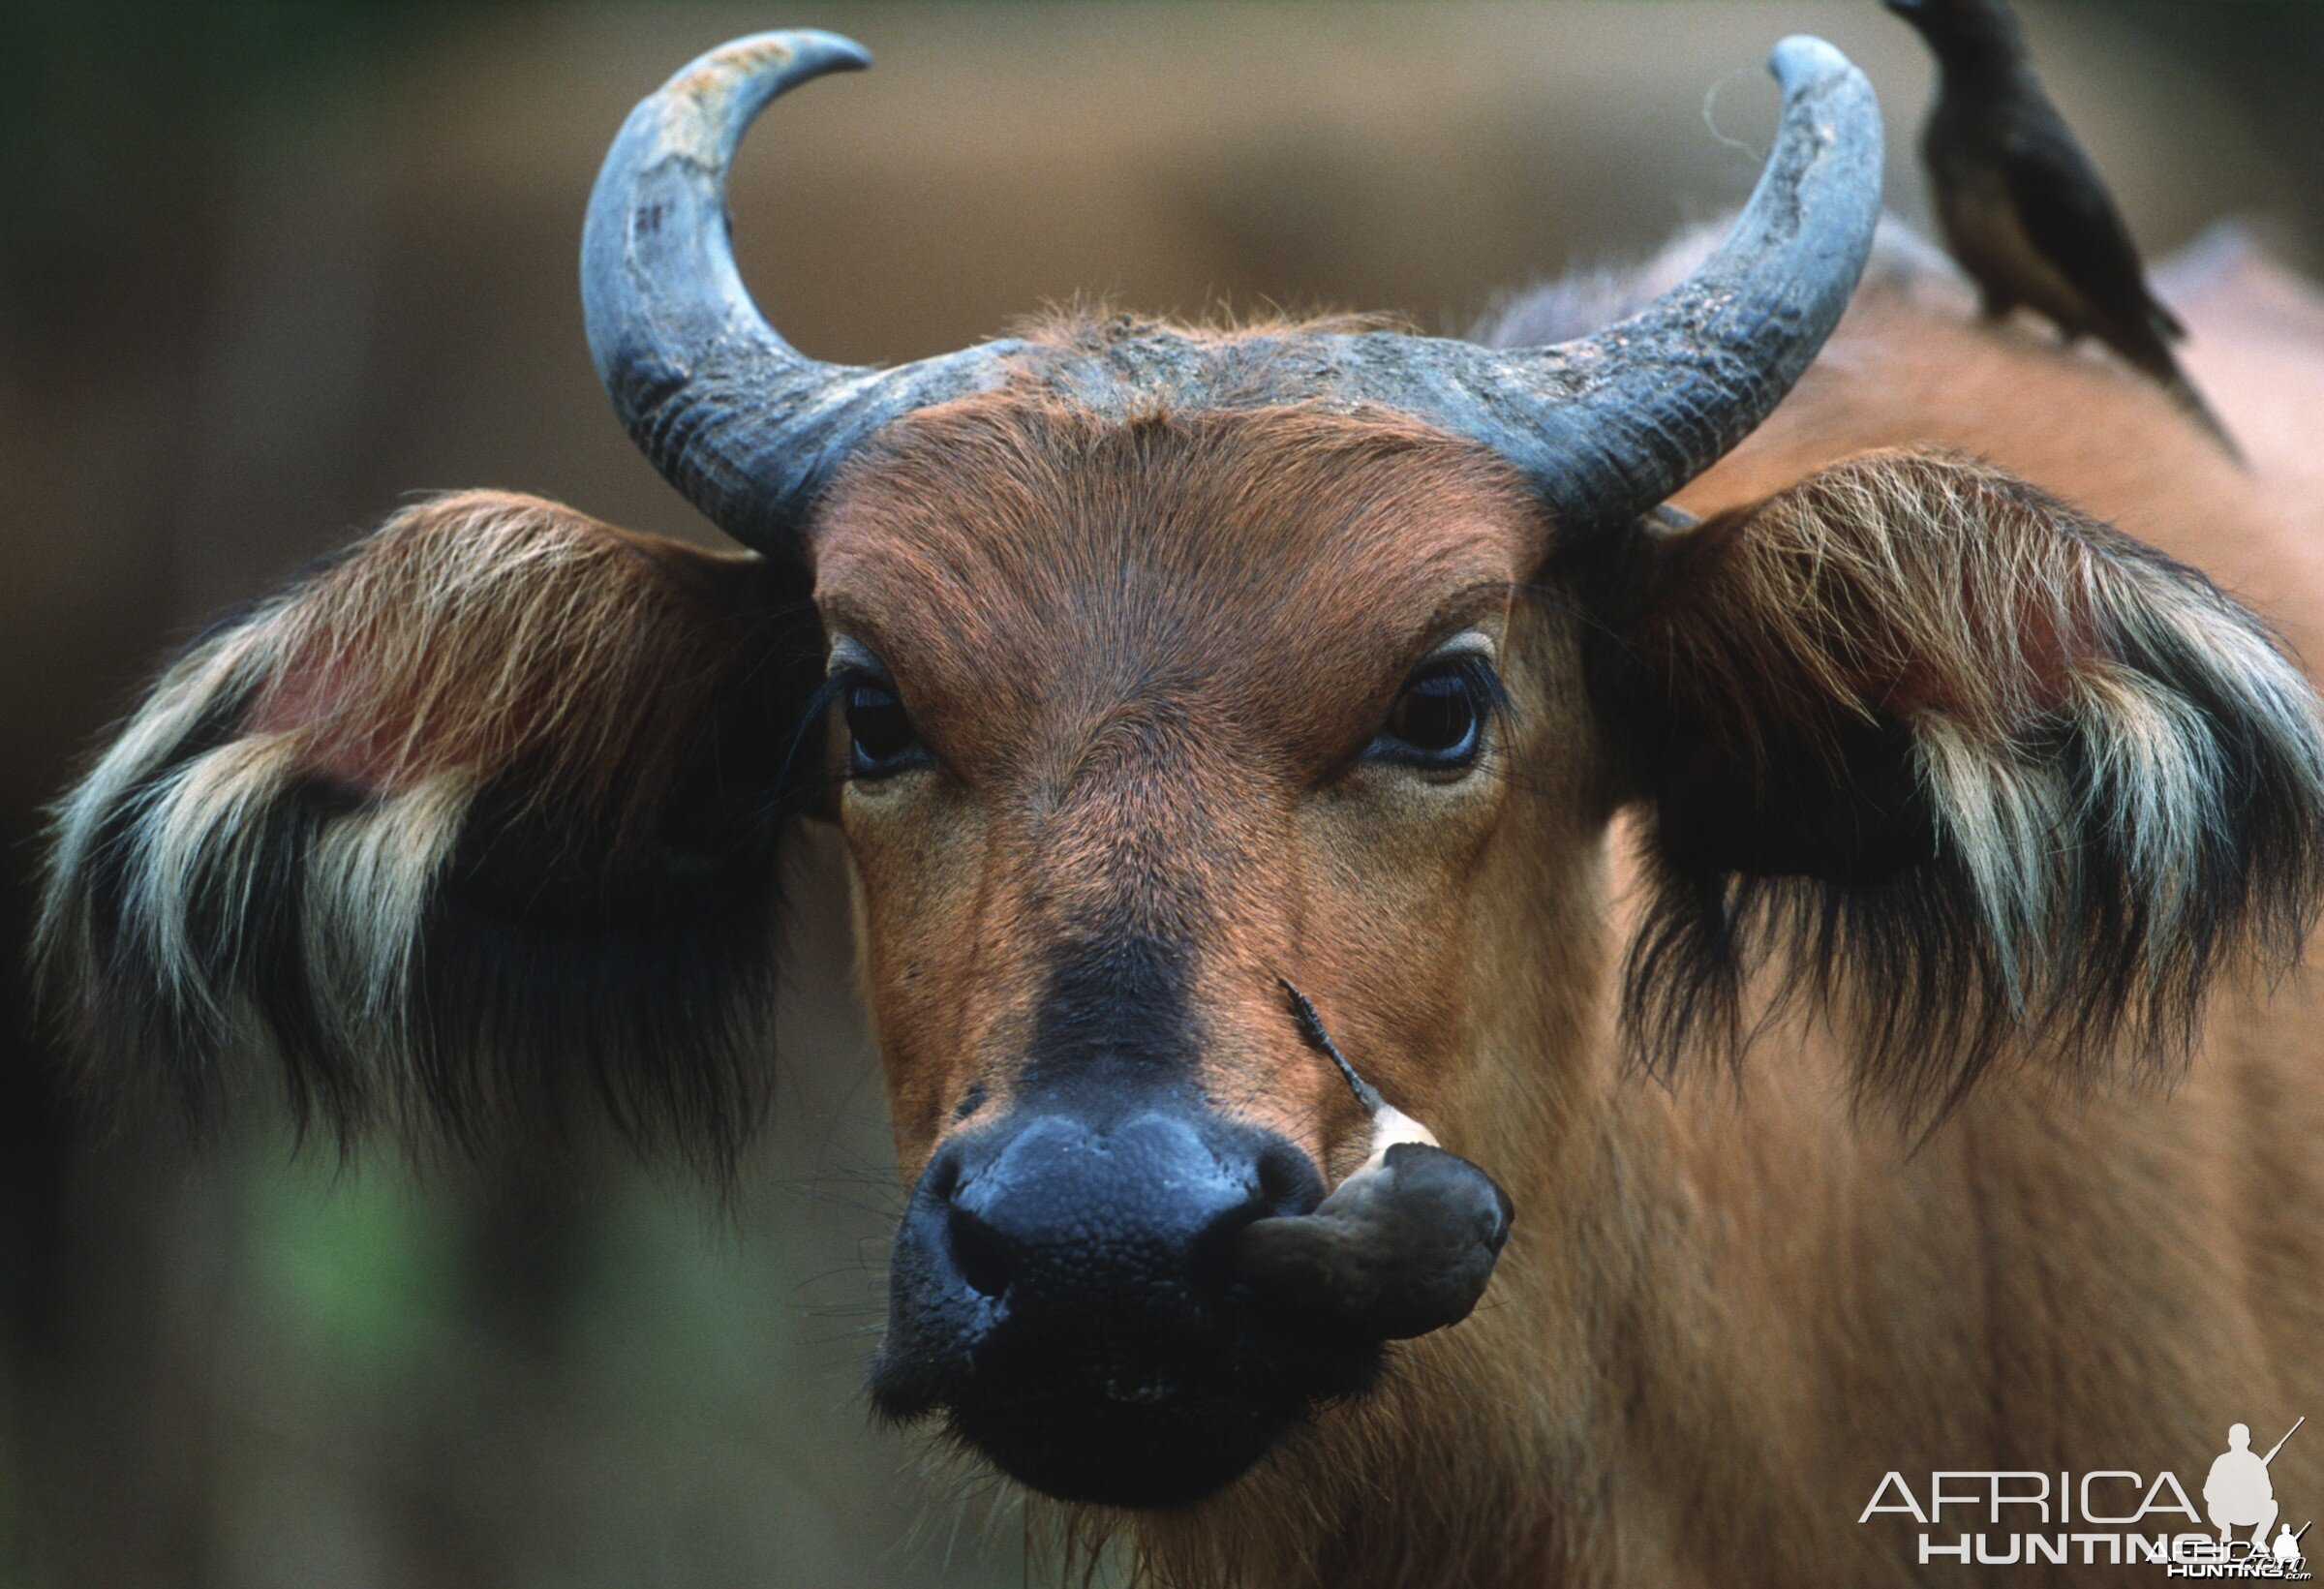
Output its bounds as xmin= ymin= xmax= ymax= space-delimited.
xmin=36 ymin=491 xmax=824 ymax=1175
xmin=1616 ymin=449 xmax=2324 ymax=1121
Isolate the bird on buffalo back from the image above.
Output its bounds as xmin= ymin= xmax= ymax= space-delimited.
xmin=1886 ymin=0 xmax=2236 ymax=453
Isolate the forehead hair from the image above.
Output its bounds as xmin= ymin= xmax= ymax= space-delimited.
xmin=808 ymin=389 xmax=1550 ymax=780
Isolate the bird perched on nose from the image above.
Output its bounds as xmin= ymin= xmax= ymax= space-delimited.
xmin=1235 ymin=982 xmax=1513 ymax=1341
xmin=1887 ymin=0 xmax=2235 ymax=451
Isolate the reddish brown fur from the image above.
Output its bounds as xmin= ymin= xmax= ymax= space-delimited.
xmin=40 ymin=236 xmax=2324 ymax=1584
xmin=813 ymin=401 xmax=1565 ymax=1179
xmin=807 ymin=255 xmax=2324 ymax=1584
xmin=244 ymin=491 xmax=772 ymax=842
xmin=37 ymin=489 xmax=799 ymax=1158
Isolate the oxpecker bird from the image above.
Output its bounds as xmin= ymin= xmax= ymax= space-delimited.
xmin=1887 ymin=0 xmax=2235 ymax=450
xmin=1236 ymin=983 xmax=1514 ymax=1340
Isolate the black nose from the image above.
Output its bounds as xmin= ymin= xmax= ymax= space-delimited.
xmin=936 ymin=1111 xmax=1314 ymax=1310
xmin=871 ymin=1105 xmax=1374 ymax=1508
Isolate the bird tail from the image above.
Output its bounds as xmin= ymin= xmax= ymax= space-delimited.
xmin=2112 ymin=308 xmax=2241 ymax=461
xmin=2160 ymin=367 xmax=2241 ymax=461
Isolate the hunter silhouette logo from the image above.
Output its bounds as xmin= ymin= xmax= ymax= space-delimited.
xmin=2207 ymin=1421 xmax=2301 ymax=1549
xmin=1859 ymin=1417 xmax=2310 ymax=1574
xmin=2276 ymin=1525 xmax=2310 ymax=1574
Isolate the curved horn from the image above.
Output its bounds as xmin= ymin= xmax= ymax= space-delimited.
xmin=582 ymin=31 xmax=1880 ymax=555
xmin=1387 ymin=35 xmax=1882 ymax=536
xmin=580 ymin=31 xmax=1016 ymax=557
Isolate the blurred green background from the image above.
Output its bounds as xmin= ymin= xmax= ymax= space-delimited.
xmin=3 ymin=4 xmax=2318 ymax=1585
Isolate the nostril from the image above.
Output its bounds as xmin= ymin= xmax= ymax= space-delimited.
xmin=1187 ymin=1140 xmax=1324 ymax=1293
xmin=1254 ymin=1138 xmax=1325 ymax=1218
xmin=947 ymin=1202 xmax=1014 ymax=1299
xmin=925 ymin=1151 xmax=961 ymax=1203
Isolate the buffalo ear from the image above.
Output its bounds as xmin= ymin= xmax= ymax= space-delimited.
xmin=1599 ymin=448 xmax=2324 ymax=1119
xmin=36 ymin=491 xmax=831 ymax=1175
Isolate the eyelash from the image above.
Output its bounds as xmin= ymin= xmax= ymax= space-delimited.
xmin=827 ymin=668 xmax=927 ymax=779
xmin=1366 ymin=652 xmax=1510 ymax=771
xmin=823 ymin=650 xmax=1508 ymax=783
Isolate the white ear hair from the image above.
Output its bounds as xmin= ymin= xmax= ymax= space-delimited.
xmin=36 ymin=490 xmax=804 ymax=1172
xmin=1624 ymin=447 xmax=2324 ymax=1121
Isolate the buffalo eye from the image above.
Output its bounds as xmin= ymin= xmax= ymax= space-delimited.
xmin=1368 ymin=651 xmax=1503 ymax=771
xmin=844 ymin=679 xmax=924 ymax=778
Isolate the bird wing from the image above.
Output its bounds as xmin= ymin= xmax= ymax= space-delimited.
xmin=2003 ymin=120 xmax=2184 ymax=340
